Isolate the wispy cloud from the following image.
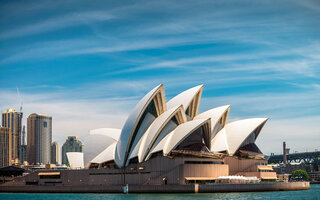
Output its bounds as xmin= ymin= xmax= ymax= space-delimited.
xmin=0 ymin=11 xmax=114 ymax=39
xmin=100 ymin=42 xmax=320 ymax=78
xmin=295 ymin=0 xmax=320 ymax=13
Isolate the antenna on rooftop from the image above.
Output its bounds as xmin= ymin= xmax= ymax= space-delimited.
xmin=16 ymin=86 xmax=23 ymax=113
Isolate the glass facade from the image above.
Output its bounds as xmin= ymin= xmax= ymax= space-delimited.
xmin=176 ymin=126 xmax=209 ymax=152
xmin=236 ymin=129 xmax=262 ymax=155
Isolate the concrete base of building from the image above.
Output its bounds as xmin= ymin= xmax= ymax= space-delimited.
xmin=0 ymin=182 xmax=309 ymax=193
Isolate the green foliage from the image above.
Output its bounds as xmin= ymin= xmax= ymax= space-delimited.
xmin=313 ymin=158 xmax=320 ymax=171
xmin=291 ymin=170 xmax=309 ymax=181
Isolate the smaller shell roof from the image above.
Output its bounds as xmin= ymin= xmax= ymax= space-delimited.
xmin=138 ymin=105 xmax=185 ymax=162
xmin=66 ymin=152 xmax=84 ymax=169
xmin=194 ymin=105 xmax=230 ymax=138
xmin=90 ymin=142 xmax=117 ymax=164
xmin=167 ymin=85 xmax=203 ymax=111
xmin=89 ymin=128 xmax=121 ymax=141
xmin=211 ymin=118 xmax=268 ymax=155
xmin=84 ymin=131 xmax=117 ymax=166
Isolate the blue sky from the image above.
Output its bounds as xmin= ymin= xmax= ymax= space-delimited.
xmin=0 ymin=0 xmax=319 ymax=154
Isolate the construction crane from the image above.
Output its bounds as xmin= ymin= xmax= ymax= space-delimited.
xmin=16 ymin=86 xmax=23 ymax=113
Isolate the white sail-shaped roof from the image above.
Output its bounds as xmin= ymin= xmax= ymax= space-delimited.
xmin=115 ymin=84 xmax=166 ymax=168
xmin=83 ymin=130 xmax=118 ymax=165
xmin=194 ymin=105 xmax=230 ymax=139
xmin=138 ymin=105 xmax=186 ymax=162
xmin=89 ymin=128 xmax=121 ymax=141
xmin=210 ymin=128 xmax=228 ymax=153
xmin=211 ymin=118 xmax=268 ymax=155
xmin=127 ymin=136 xmax=143 ymax=161
xmin=145 ymin=132 xmax=173 ymax=161
xmin=167 ymin=85 xmax=203 ymax=119
xmin=66 ymin=152 xmax=84 ymax=169
xmin=145 ymin=118 xmax=211 ymax=160
xmin=163 ymin=118 xmax=211 ymax=155
xmin=89 ymin=142 xmax=117 ymax=165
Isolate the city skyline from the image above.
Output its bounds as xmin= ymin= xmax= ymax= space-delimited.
xmin=0 ymin=0 xmax=320 ymax=155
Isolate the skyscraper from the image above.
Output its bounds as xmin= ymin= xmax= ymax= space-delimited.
xmin=19 ymin=145 xmax=27 ymax=164
xmin=19 ymin=125 xmax=27 ymax=163
xmin=27 ymin=113 xmax=52 ymax=165
xmin=0 ymin=127 xmax=12 ymax=167
xmin=62 ymin=136 xmax=83 ymax=165
xmin=2 ymin=109 xmax=22 ymax=160
xmin=51 ymin=141 xmax=60 ymax=164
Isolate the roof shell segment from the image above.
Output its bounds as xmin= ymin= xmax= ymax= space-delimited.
xmin=211 ymin=118 xmax=268 ymax=155
xmin=145 ymin=131 xmax=174 ymax=161
xmin=89 ymin=128 xmax=121 ymax=141
xmin=89 ymin=142 xmax=117 ymax=164
xmin=66 ymin=152 xmax=84 ymax=169
xmin=145 ymin=119 xmax=211 ymax=161
xmin=138 ymin=105 xmax=186 ymax=162
xmin=194 ymin=105 xmax=230 ymax=139
xmin=83 ymin=131 xmax=117 ymax=166
xmin=210 ymin=128 xmax=228 ymax=153
xmin=163 ymin=118 xmax=211 ymax=155
xmin=167 ymin=85 xmax=203 ymax=119
xmin=127 ymin=136 xmax=144 ymax=162
xmin=115 ymin=84 xmax=166 ymax=168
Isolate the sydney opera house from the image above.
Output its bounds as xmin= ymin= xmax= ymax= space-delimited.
xmin=68 ymin=84 xmax=275 ymax=184
xmin=4 ymin=84 xmax=278 ymax=189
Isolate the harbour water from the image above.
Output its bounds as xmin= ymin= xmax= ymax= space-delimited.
xmin=0 ymin=184 xmax=319 ymax=200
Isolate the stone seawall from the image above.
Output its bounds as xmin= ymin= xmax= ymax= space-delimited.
xmin=0 ymin=182 xmax=309 ymax=193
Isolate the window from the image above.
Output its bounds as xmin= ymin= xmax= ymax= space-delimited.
xmin=255 ymin=162 xmax=266 ymax=165
xmin=175 ymin=126 xmax=208 ymax=152
xmin=185 ymin=106 xmax=190 ymax=116
xmin=43 ymin=121 xmax=47 ymax=127
xmin=184 ymin=161 xmax=223 ymax=164
xmin=40 ymin=174 xmax=60 ymax=179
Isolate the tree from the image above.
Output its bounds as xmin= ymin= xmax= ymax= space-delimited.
xmin=312 ymin=158 xmax=320 ymax=171
xmin=291 ymin=170 xmax=309 ymax=181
